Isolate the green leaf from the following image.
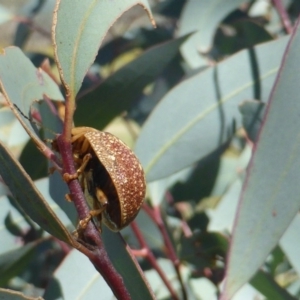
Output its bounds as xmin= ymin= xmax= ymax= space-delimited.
xmin=250 ymin=270 xmax=297 ymax=300
xmin=135 ymin=35 xmax=289 ymax=182
xmin=280 ymin=215 xmax=300 ymax=276
xmin=221 ymin=21 xmax=300 ymax=299
xmin=74 ymin=35 xmax=190 ymax=129
xmin=180 ymin=231 xmax=228 ymax=269
xmin=0 ymin=288 xmax=41 ymax=300
xmin=143 ymin=258 xmax=189 ymax=299
xmin=0 ymin=142 xmax=74 ymax=245
xmin=52 ymin=0 xmax=155 ymax=96
xmin=215 ymin=20 xmax=273 ymax=56
xmin=45 ymin=232 xmax=156 ymax=300
xmin=0 ymin=243 xmax=37 ymax=286
xmin=34 ymin=177 xmax=77 ymax=229
xmin=19 ymin=139 xmax=47 ymax=181
xmin=44 ymin=249 xmax=115 ymax=299
xmin=178 ymin=0 xmax=246 ymax=68
xmin=4 ymin=212 xmax=25 ymax=237
xmin=122 ymin=209 xmax=164 ymax=251
xmin=102 ymin=228 xmax=155 ymax=300
xmin=0 ymin=4 xmax=14 ymax=25
xmin=0 ymin=47 xmax=64 ymax=155
xmin=239 ymin=99 xmax=266 ymax=142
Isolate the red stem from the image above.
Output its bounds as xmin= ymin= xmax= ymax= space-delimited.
xmin=14 ymin=16 xmax=51 ymax=37
xmin=272 ymin=0 xmax=293 ymax=34
xmin=130 ymin=221 xmax=179 ymax=300
xmin=142 ymin=204 xmax=188 ymax=300
xmin=55 ymin=84 xmax=131 ymax=299
xmin=56 ymin=134 xmax=131 ymax=299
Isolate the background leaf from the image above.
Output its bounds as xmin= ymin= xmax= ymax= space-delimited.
xmin=45 ymin=238 xmax=156 ymax=300
xmin=0 ymin=142 xmax=73 ymax=245
xmin=44 ymin=250 xmax=114 ymax=300
xmin=250 ymin=270 xmax=297 ymax=300
xmin=74 ymin=35 xmax=189 ymax=129
xmin=135 ymin=36 xmax=289 ymax=181
xmin=0 ymin=243 xmax=39 ymax=287
xmin=177 ymin=0 xmax=246 ymax=68
xmin=221 ymin=19 xmax=300 ymax=299
xmin=102 ymin=228 xmax=156 ymax=300
xmin=0 ymin=288 xmax=42 ymax=300
xmin=52 ymin=0 xmax=155 ymax=96
xmin=0 ymin=47 xmax=63 ymax=152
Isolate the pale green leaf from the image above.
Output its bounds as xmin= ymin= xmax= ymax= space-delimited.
xmin=45 ymin=234 xmax=156 ymax=300
xmin=44 ymin=250 xmax=114 ymax=299
xmin=0 ymin=287 xmax=42 ymax=300
xmin=221 ymin=21 xmax=300 ymax=299
xmin=0 ymin=142 xmax=74 ymax=245
xmin=102 ymin=227 xmax=155 ymax=300
xmin=135 ymin=36 xmax=289 ymax=181
xmin=0 ymin=47 xmax=64 ymax=154
xmin=0 ymin=4 xmax=14 ymax=24
xmin=52 ymin=0 xmax=155 ymax=96
xmin=178 ymin=0 xmax=246 ymax=68
xmin=279 ymin=214 xmax=300 ymax=276
xmin=74 ymin=35 xmax=189 ymax=129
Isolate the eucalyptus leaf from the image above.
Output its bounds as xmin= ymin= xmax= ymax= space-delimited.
xmin=135 ymin=35 xmax=289 ymax=181
xmin=121 ymin=209 xmax=164 ymax=250
xmin=178 ymin=0 xmax=246 ymax=68
xmin=0 ymin=288 xmax=42 ymax=300
xmin=45 ymin=236 xmax=155 ymax=300
xmin=0 ymin=4 xmax=14 ymax=25
xmin=143 ymin=258 xmax=189 ymax=299
xmin=102 ymin=227 xmax=156 ymax=300
xmin=0 ymin=243 xmax=38 ymax=286
xmin=52 ymin=0 xmax=155 ymax=96
xmin=250 ymin=270 xmax=297 ymax=300
xmin=0 ymin=47 xmax=64 ymax=156
xmin=239 ymin=99 xmax=266 ymax=143
xmin=0 ymin=142 xmax=74 ymax=245
xmin=74 ymin=35 xmax=190 ymax=129
xmin=279 ymin=214 xmax=300 ymax=276
xmin=221 ymin=20 xmax=300 ymax=299
xmin=44 ymin=250 xmax=113 ymax=300
xmin=19 ymin=139 xmax=47 ymax=181
xmin=0 ymin=195 xmax=36 ymax=254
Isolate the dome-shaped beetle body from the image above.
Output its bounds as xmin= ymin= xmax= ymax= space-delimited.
xmin=71 ymin=127 xmax=146 ymax=231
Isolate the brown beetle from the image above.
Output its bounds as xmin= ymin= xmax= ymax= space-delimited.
xmin=70 ymin=127 xmax=146 ymax=232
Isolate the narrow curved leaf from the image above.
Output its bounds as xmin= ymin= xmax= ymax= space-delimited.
xmin=52 ymin=0 xmax=155 ymax=96
xmin=135 ymin=36 xmax=289 ymax=181
xmin=0 ymin=141 xmax=74 ymax=245
xmin=44 ymin=250 xmax=114 ymax=299
xmin=178 ymin=0 xmax=246 ymax=68
xmin=250 ymin=270 xmax=297 ymax=300
xmin=279 ymin=214 xmax=300 ymax=276
xmin=0 ymin=5 xmax=14 ymax=25
xmin=239 ymin=99 xmax=266 ymax=142
xmin=74 ymin=35 xmax=190 ymax=129
xmin=0 ymin=47 xmax=64 ymax=155
xmin=102 ymin=228 xmax=155 ymax=300
xmin=0 ymin=288 xmax=41 ymax=300
xmin=221 ymin=19 xmax=300 ymax=299
xmin=45 ymin=232 xmax=156 ymax=300
xmin=0 ymin=242 xmax=38 ymax=286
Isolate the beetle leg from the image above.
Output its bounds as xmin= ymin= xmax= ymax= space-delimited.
xmin=78 ymin=215 xmax=92 ymax=230
xmin=95 ymin=188 xmax=108 ymax=207
xmin=63 ymin=153 xmax=92 ymax=183
xmin=65 ymin=193 xmax=72 ymax=202
xmin=79 ymin=207 xmax=106 ymax=231
xmin=78 ymin=188 xmax=108 ymax=231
